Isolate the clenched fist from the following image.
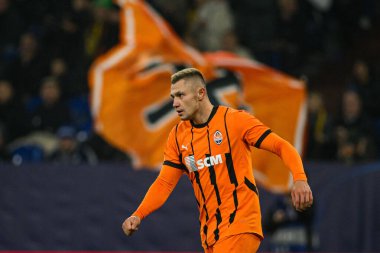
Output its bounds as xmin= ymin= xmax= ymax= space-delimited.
xmin=291 ymin=180 xmax=313 ymax=212
xmin=122 ymin=215 xmax=141 ymax=236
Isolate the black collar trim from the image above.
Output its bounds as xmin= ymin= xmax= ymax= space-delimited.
xmin=191 ymin=106 xmax=219 ymax=128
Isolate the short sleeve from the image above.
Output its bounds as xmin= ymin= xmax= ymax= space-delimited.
xmin=232 ymin=110 xmax=272 ymax=148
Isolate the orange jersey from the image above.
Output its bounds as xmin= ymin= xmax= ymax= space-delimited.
xmin=133 ymin=105 xmax=307 ymax=249
xmin=164 ymin=106 xmax=271 ymax=247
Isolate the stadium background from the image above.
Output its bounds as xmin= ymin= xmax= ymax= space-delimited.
xmin=1 ymin=0 xmax=380 ymax=252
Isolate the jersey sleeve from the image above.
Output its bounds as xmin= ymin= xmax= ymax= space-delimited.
xmin=232 ymin=110 xmax=272 ymax=147
xmin=232 ymin=110 xmax=307 ymax=181
xmin=132 ymin=164 xmax=183 ymax=220
xmin=162 ymin=125 xmax=187 ymax=171
xmin=132 ymin=125 xmax=187 ymax=220
xmin=260 ymin=132 xmax=307 ymax=181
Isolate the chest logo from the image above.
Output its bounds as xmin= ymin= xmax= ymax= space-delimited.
xmin=214 ymin=130 xmax=223 ymax=145
xmin=184 ymin=154 xmax=223 ymax=172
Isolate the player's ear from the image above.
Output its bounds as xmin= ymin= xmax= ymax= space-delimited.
xmin=198 ymin=87 xmax=206 ymax=100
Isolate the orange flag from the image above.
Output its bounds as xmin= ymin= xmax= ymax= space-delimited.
xmin=88 ymin=0 xmax=307 ymax=193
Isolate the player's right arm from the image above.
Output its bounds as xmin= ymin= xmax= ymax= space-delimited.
xmin=122 ymin=165 xmax=183 ymax=236
xmin=122 ymin=125 xmax=184 ymax=236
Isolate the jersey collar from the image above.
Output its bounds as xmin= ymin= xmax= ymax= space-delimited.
xmin=191 ymin=105 xmax=219 ymax=128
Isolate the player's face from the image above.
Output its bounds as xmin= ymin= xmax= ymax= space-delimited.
xmin=171 ymin=79 xmax=200 ymax=121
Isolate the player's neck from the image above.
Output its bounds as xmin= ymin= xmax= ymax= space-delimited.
xmin=192 ymin=102 xmax=214 ymax=125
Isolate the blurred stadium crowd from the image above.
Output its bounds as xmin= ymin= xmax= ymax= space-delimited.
xmin=0 ymin=0 xmax=380 ymax=165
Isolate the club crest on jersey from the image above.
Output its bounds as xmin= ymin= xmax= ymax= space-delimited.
xmin=213 ymin=130 xmax=223 ymax=145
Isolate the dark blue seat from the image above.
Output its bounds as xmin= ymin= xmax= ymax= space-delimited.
xmin=67 ymin=95 xmax=93 ymax=133
xmin=10 ymin=145 xmax=44 ymax=164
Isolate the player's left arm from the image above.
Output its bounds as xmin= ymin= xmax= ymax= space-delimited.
xmin=259 ymin=132 xmax=313 ymax=211
xmin=233 ymin=110 xmax=313 ymax=211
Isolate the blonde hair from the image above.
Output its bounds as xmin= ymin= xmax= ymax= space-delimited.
xmin=171 ymin=68 xmax=206 ymax=86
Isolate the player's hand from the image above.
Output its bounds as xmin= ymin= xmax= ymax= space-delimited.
xmin=291 ymin=180 xmax=313 ymax=212
xmin=122 ymin=215 xmax=141 ymax=236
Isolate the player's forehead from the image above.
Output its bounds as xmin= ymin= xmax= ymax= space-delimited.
xmin=170 ymin=79 xmax=192 ymax=94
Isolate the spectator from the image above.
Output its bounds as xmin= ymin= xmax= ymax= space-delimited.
xmin=43 ymin=0 xmax=90 ymax=58
xmin=6 ymin=76 xmax=71 ymax=157
xmin=273 ymin=0 xmax=327 ymax=76
xmin=334 ymin=90 xmax=377 ymax=163
xmin=84 ymin=0 xmax=119 ymax=66
xmin=0 ymin=79 xmax=30 ymax=143
xmin=0 ymin=0 xmax=24 ymax=49
xmin=347 ymin=59 xmax=380 ymax=119
xmin=272 ymin=0 xmax=305 ymax=73
xmin=48 ymin=0 xmax=92 ymax=94
xmin=5 ymin=32 xmax=49 ymax=101
xmin=49 ymin=125 xmax=97 ymax=165
xmin=49 ymin=57 xmax=78 ymax=98
xmin=30 ymin=76 xmax=71 ymax=133
xmin=0 ymin=0 xmax=25 ymax=75
xmin=331 ymin=0 xmax=376 ymax=49
xmin=305 ymin=91 xmax=335 ymax=160
xmin=307 ymin=0 xmax=333 ymax=12
xmin=263 ymin=194 xmax=315 ymax=252
xmin=190 ymin=0 xmax=234 ymax=51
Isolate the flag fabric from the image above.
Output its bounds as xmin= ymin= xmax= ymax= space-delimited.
xmin=88 ymin=0 xmax=307 ymax=193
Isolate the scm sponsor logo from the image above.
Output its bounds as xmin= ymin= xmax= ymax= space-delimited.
xmin=196 ymin=154 xmax=223 ymax=170
xmin=185 ymin=154 xmax=223 ymax=172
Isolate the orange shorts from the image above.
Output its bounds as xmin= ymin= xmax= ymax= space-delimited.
xmin=204 ymin=233 xmax=261 ymax=253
